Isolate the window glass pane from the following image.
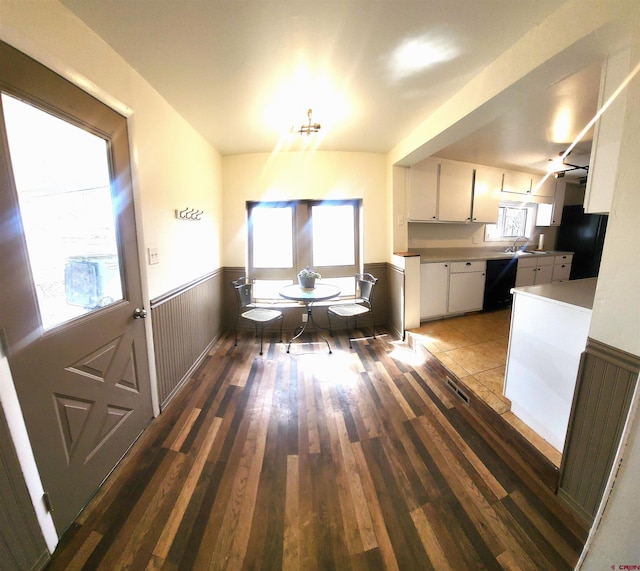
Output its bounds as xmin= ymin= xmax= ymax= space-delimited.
xmin=252 ymin=279 xmax=293 ymax=300
xmin=485 ymin=203 xmax=533 ymax=241
xmin=2 ymin=93 xmax=123 ymax=330
xmin=503 ymin=207 xmax=527 ymax=237
xmin=311 ymin=204 xmax=355 ymax=267
xmin=251 ymin=206 xmax=293 ymax=268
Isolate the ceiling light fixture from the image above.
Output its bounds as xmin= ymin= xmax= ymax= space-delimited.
xmin=297 ymin=108 xmax=321 ymax=135
xmin=551 ymin=151 xmax=589 ymax=179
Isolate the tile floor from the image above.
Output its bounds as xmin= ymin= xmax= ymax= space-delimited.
xmin=409 ymin=309 xmax=562 ymax=467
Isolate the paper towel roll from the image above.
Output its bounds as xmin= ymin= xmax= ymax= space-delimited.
xmin=538 ymin=234 xmax=545 ymax=250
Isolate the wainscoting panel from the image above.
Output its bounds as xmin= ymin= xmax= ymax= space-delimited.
xmin=151 ymin=271 xmax=223 ymax=409
xmin=558 ymin=338 xmax=640 ymax=525
xmin=222 ymin=264 xmax=392 ymax=337
xmin=387 ymin=262 xmax=405 ymax=340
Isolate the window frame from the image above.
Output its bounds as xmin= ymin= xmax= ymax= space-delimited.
xmin=247 ymin=198 xmax=362 ymax=286
xmin=484 ymin=201 xmax=536 ymax=242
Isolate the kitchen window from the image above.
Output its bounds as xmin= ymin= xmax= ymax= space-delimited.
xmin=485 ymin=202 xmax=536 ymax=241
xmin=247 ymin=199 xmax=362 ymax=298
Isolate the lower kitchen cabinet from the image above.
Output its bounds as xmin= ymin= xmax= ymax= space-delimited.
xmin=515 ymin=255 xmax=554 ymax=287
xmin=420 ymin=262 xmax=449 ymax=319
xmin=552 ymin=253 xmax=573 ymax=282
xmin=448 ymin=261 xmax=486 ymax=314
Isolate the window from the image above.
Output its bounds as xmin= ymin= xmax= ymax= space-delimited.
xmin=485 ymin=202 xmax=536 ymax=241
xmin=247 ymin=199 xmax=361 ymax=298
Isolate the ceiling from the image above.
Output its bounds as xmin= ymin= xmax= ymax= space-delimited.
xmin=60 ymin=0 xmax=606 ymax=176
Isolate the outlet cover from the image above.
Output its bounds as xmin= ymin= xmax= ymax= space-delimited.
xmin=148 ymin=247 xmax=159 ymax=265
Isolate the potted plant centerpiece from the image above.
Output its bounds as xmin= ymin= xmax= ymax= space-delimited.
xmin=298 ymin=267 xmax=321 ymax=290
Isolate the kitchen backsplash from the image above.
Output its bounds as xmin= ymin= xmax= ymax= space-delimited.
xmin=408 ymin=221 xmax=558 ymax=250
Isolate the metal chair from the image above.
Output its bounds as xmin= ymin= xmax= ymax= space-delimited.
xmin=232 ymin=277 xmax=283 ymax=355
xmin=327 ymin=273 xmax=378 ymax=349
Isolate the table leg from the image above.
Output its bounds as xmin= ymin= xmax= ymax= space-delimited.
xmin=286 ymin=303 xmax=332 ymax=354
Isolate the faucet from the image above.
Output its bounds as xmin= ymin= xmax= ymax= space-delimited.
xmin=511 ymin=236 xmax=528 ymax=252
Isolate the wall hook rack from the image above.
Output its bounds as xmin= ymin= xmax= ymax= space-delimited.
xmin=175 ymin=207 xmax=204 ymax=221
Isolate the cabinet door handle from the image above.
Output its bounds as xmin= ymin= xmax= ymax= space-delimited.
xmin=466 ymin=262 xmax=471 ymax=265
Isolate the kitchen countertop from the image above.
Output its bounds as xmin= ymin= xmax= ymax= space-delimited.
xmin=410 ymin=247 xmax=573 ymax=263
xmin=510 ymin=277 xmax=597 ymax=311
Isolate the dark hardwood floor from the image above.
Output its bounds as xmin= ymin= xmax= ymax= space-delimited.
xmin=47 ymin=328 xmax=587 ymax=570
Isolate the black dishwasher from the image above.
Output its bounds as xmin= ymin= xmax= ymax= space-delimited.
xmin=483 ymin=258 xmax=518 ymax=311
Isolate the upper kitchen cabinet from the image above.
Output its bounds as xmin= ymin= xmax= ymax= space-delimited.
xmin=407 ymin=157 xmax=474 ymax=223
xmin=536 ymin=178 xmax=566 ymax=226
xmin=438 ymin=158 xmax=474 ymax=222
xmin=532 ymin=174 xmax=556 ymax=198
xmin=501 ymin=170 xmax=532 ymax=195
xmin=407 ymin=158 xmax=438 ymax=221
xmin=472 ymin=165 xmax=502 ymax=223
xmin=584 ymin=48 xmax=630 ymax=214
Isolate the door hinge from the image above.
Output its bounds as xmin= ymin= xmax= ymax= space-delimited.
xmin=42 ymin=491 xmax=54 ymax=513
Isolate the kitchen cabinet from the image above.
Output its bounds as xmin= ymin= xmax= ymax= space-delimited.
xmin=532 ymin=174 xmax=556 ymax=198
xmin=584 ymin=47 xmax=630 ymax=214
xmin=407 ymin=158 xmax=438 ymax=221
xmin=552 ymin=253 xmax=573 ymax=282
xmin=501 ymin=170 xmax=532 ymax=195
xmin=407 ymin=157 xmax=474 ymax=223
xmin=535 ymin=178 xmax=566 ymax=226
xmin=438 ymin=158 xmax=474 ymax=222
xmin=420 ymin=262 xmax=449 ymax=319
xmin=448 ymin=260 xmax=486 ymax=314
xmin=471 ymin=165 xmax=501 ymax=223
xmin=515 ymin=255 xmax=554 ymax=287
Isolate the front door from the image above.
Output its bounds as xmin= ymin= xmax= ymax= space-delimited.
xmin=0 ymin=42 xmax=153 ymax=533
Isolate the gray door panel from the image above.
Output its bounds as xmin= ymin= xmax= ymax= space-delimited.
xmin=0 ymin=41 xmax=153 ymax=534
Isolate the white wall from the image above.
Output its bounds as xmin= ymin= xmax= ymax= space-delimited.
xmin=0 ymin=0 xmax=224 ymax=301
xmin=222 ymin=152 xmax=387 ymax=268
xmin=581 ymin=7 xmax=640 ymax=567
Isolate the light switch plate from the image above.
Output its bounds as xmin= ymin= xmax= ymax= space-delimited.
xmin=148 ymin=247 xmax=159 ymax=265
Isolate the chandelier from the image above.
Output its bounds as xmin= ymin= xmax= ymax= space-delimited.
xmin=296 ymin=108 xmax=321 ymax=135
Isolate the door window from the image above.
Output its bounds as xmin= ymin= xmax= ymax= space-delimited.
xmin=2 ymin=93 xmax=123 ymax=330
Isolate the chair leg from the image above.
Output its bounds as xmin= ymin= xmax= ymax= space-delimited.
xmin=234 ymin=317 xmax=240 ymax=346
xmin=328 ymin=312 xmax=333 ymax=337
xmin=278 ymin=316 xmax=283 ymax=343
xmin=371 ymin=311 xmax=376 ymax=339
xmin=259 ymin=325 xmax=264 ymax=355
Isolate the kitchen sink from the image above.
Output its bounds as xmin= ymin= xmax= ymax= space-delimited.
xmin=502 ymin=249 xmax=547 ymax=256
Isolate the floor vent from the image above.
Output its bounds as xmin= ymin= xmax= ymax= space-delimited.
xmin=446 ymin=376 xmax=470 ymax=405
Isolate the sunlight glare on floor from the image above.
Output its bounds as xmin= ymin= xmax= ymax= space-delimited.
xmin=388 ymin=343 xmax=426 ymax=367
xmin=298 ymin=350 xmax=361 ymax=388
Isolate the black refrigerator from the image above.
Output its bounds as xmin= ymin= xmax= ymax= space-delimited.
xmin=556 ymin=205 xmax=608 ymax=280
